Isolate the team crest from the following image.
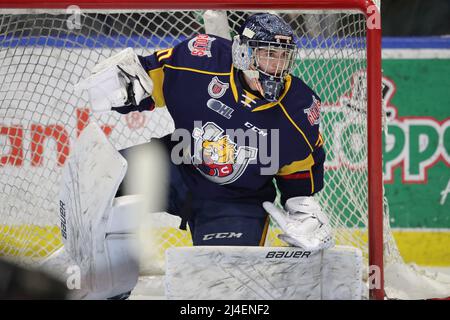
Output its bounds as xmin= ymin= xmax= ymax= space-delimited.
xmin=188 ymin=34 xmax=216 ymax=58
xmin=208 ymin=76 xmax=229 ymax=98
xmin=192 ymin=122 xmax=257 ymax=185
xmin=304 ymin=96 xmax=321 ymax=126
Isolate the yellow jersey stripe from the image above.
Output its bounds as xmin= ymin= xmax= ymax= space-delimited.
xmin=309 ymin=167 xmax=314 ymax=193
xmin=156 ymin=48 xmax=171 ymax=57
xmin=259 ymin=215 xmax=270 ymax=246
xmin=243 ymin=90 xmax=258 ymax=101
xmin=315 ymin=133 xmax=324 ymax=147
xmin=230 ymin=65 xmax=238 ymax=102
xmin=277 ymin=154 xmax=315 ymax=176
xmin=278 ymin=102 xmax=314 ymax=152
xmin=148 ymin=67 xmax=166 ymax=108
xmin=251 ymin=101 xmax=278 ymax=112
xmin=164 ymin=64 xmax=230 ymax=76
xmin=147 ymin=63 xmax=229 ymax=107
xmin=157 ymin=48 xmax=174 ymax=61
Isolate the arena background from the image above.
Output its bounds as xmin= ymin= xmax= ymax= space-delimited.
xmin=379 ymin=0 xmax=450 ymax=268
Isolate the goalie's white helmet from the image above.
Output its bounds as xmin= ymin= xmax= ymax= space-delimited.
xmin=232 ymin=13 xmax=298 ymax=101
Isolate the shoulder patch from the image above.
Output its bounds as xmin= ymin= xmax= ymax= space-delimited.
xmin=188 ymin=34 xmax=216 ymax=58
xmin=303 ymin=96 xmax=321 ymax=126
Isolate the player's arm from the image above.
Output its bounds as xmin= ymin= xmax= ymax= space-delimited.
xmin=275 ymin=89 xmax=325 ymax=206
xmin=275 ymin=136 xmax=325 ymax=205
xmin=109 ymin=35 xmax=216 ymax=113
xmin=135 ymin=47 xmax=175 ymax=110
xmin=136 ymin=33 xmax=227 ymax=110
xmin=81 ymin=46 xmax=176 ymax=114
xmin=74 ymin=44 xmax=178 ymax=114
xmin=76 ymin=34 xmax=221 ymax=114
xmin=264 ymin=92 xmax=333 ymax=251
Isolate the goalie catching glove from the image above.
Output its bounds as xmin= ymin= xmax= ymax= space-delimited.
xmin=75 ymin=48 xmax=153 ymax=112
xmin=263 ymin=197 xmax=334 ymax=251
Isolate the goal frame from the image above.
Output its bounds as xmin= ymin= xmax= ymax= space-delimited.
xmin=0 ymin=0 xmax=383 ymax=300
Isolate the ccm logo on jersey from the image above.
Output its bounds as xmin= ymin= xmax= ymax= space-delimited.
xmin=303 ymin=96 xmax=321 ymax=126
xmin=266 ymin=250 xmax=311 ymax=259
xmin=188 ymin=34 xmax=216 ymax=57
xmin=244 ymin=122 xmax=267 ymax=136
xmin=202 ymin=232 xmax=243 ymax=241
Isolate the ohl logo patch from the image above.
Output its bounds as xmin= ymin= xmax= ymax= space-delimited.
xmin=192 ymin=122 xmax=257 ymax=185
xmin=208 ymin=76 xmax=229 ymax=99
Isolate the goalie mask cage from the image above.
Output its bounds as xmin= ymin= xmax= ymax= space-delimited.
xmin=0 ymin=0 xmax=387 ymax=299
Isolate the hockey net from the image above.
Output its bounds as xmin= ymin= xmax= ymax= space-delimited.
xmin=2 ymin=2 xmax=443 ymax=299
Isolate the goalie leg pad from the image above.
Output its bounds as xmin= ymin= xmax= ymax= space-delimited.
xmin=59 ymin=123 xmax=141 ymax=299
xmin=101 ymin=196 xmax=142 ymax=299
xmin=165 ymin=246 xmax=364 ymax=300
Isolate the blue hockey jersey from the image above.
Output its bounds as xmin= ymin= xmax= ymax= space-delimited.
xmin=133 ymin=34 xmax=325 ymax=206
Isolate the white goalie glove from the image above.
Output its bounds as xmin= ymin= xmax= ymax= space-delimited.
xmin=75 ymin=47 xmax=153 ymax=112
xmin=263 ymin=196 xmax=334 ymax=251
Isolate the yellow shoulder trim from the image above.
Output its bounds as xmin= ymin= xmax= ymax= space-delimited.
xmin=277 ymin=154 xmax=315 ymax=176
xmin=230 ymin=65 xmax=238 ymax=102
xmin=148 ymin=67 xmax=166 ymax=108
xmin=164 ymin=64 xmax=230 ymax=76
xmin=279 ymin=102 xmax=314 ymax=152
xmin=251 ymin=101 xmax=278 ymax=112
xmin=259 ymin=216 xmax=270 ymax=246
xmin=243 ymin=90 xmax=259 ymax=101
xmin=156 ymin=48 xmax=174 ymax=62
xmin=315 ymin=133 xmax=324 ymax=147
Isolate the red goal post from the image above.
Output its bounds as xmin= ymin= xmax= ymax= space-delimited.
xmin=0 ymin=0 xmax=383 ymax=299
